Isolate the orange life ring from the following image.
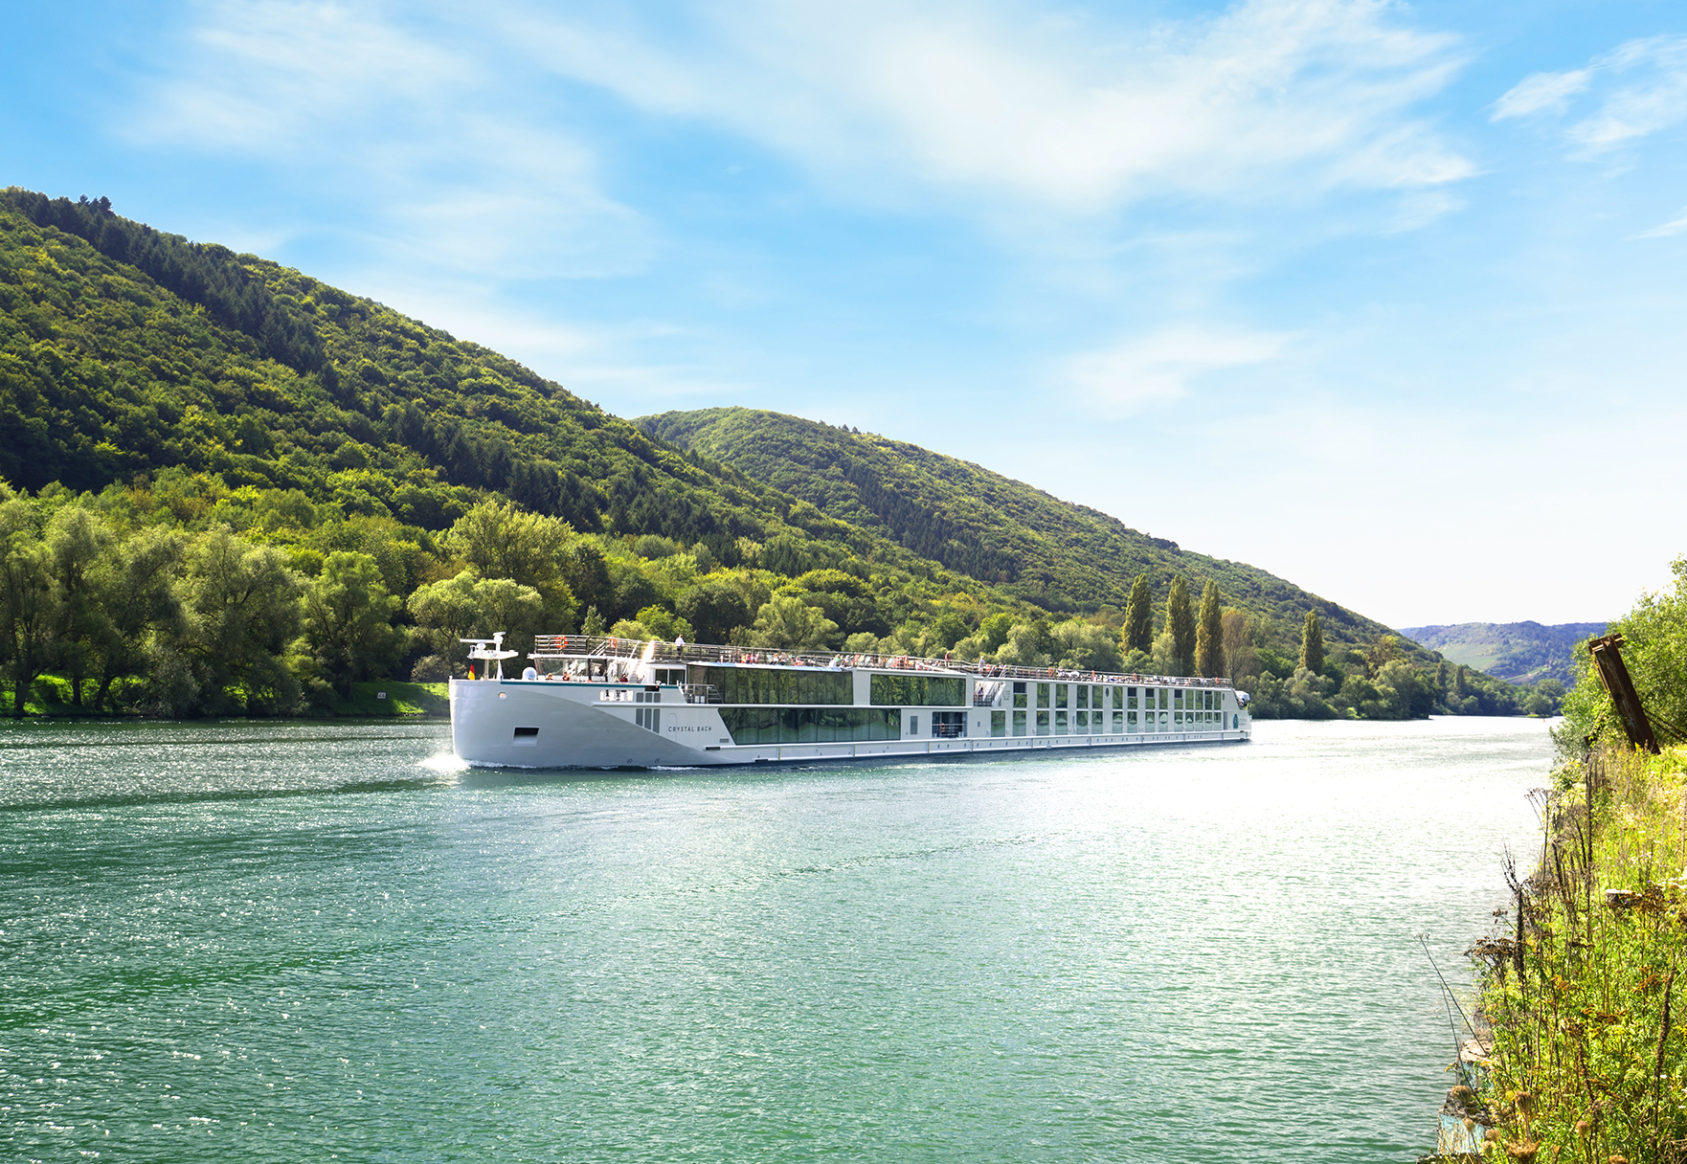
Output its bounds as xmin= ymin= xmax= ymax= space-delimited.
xmin=610 ymin=637 xmax=619 ymax=649
xmin=561 ymin=636 xmax=569 ymax=649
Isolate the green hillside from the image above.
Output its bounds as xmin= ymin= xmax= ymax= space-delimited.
xmin=0 ymin=189 xmax=1535 ymax=720
xmin=639 ymin=407 xmax=1391 ymax=644
xmin=1399 ymin=621 xmax=1605 ymax=687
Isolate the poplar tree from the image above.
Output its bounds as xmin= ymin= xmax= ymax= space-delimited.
xmin=1195 ymin=580 xmax=1224 ymax=678
xmin=1123 ymin=574 xmax=1153 ymax=654
xmin=1166 ymin=576 xmax=1196 ymax=676
xmin=1300 ymin=608 xmax=1325 ymax=675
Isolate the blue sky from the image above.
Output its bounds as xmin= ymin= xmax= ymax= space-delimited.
xmin=6 ymin=1 xmax=1686 ymax=628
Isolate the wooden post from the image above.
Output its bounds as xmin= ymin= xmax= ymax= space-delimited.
xmin=1588 ymin=633 xmax=1659 ymax=754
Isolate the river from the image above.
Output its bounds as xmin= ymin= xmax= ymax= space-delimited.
xmin=0 ymin=716 xmax=1552 ymax=1162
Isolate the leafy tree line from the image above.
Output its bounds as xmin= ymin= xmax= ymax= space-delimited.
xmin=0 ymin=474 xmax=1550 ymax=720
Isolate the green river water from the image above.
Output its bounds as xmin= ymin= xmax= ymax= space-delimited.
xmin=0 ymin=716 xmax=1552 ymax=1162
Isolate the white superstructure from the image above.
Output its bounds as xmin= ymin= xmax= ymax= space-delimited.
xmin=450 ymin=634 xmax=1251 ymax=769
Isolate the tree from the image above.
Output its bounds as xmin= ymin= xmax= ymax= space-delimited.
xmin=1052 ymin=617 xmax=1123 ymax=673
xmin=409 ymin=571 xmax=545 ymax=678
xmin=1300 ymin=609 xmax=1325 ymax=675
xmin=1220 ymin=609 xmax=1256 ymax=686
xmin=1195 ymin=580 xmax=1224 ymax=678
xmin=447 ymin=498 xmax=566 ymax=590
xmin=748 ymin=595 xmax=838 ymax=650
xmin=302 ymin=551 xmax=401 ymax=698
xmin=45 ymin=504 xmax=115 ymax=706
xmin=91 ymin=527 xmax=185 ymax=712
xmin=181 ymin=527 xmax=303 ymax=714
xmin=1123 ymin=574 xmax=1153 ymax=654
xmin=676 ymin=581 xmax=752 ymax=643
xmin=1165 ymin=576 xmax=1196 ymax=676
xmin=0 ymin=499 xmax=56 ymax=717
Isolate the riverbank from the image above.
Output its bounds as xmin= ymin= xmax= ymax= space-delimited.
xmin=0 ymin=677 xmax=449 ymax=719
xmin=1460 ymin=743 xmax=1687 ymax=1162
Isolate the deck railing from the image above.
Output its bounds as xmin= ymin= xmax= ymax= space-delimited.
xmin=527 ymin=634 xmax=1233 ymax=689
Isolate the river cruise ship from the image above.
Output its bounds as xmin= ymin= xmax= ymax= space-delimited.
xmin=450 ymin=633 xmax=1251 ymax=769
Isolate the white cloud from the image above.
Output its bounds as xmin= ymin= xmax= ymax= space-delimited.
xmin=501 ymin=0 xmax=1472 ymax=214
xmin=1491 ymin=68 xmax=1591 ymax=121
xmin=1067 ymin=325 xmax=1288 ymax=416
xmin=128 ymin=0 xmax=653 ymax=282
xmin=1635 ymin=206 xmax=1687 ymax=240
xmin=1493 ymin=34 xmax=1687 ymax=152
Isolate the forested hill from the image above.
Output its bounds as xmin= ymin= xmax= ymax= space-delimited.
xmin=0 ymin=188 xmax=1535 ymax=721
xmin=0 ymin=189 xmax=890 ymax=562
xmin=639 ymin=407 xmax=1393 ymax=646
xmin=1399 ymin=621 xmax=1606 ymax=687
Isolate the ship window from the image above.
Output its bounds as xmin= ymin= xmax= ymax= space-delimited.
xmin=1111 ymin=711 xmax=1123 ymax=732
xmin=1037 ymin=683 xmax=1050 ymax=707
xmin=1076 ymin=686 xmax=1089 ymax=710
xmin=693 ymin=665 xmax=851 ymax=705
xmin=1054 ymin=685 xmax=1068 ymax=709
xmin=871 ymin=674 xmax=965 ymax=707
xmin=1158 ymin=689 xmax=1169 ymax=710
xmin=1055 ymin=710 xmax=1068 ymax=734
xmin=718 ymin=707 xmax=902 ymax=745
xmin=910 ymin=714 xmax=919 ymax=736
xmin=1127 ymin=710 xmax=1138 ymax=731
xmin=1075 ymin=710 xmax=1088 ymax=730
xmin=1013 ymin=682 xmax=1027 ymax=709
xmin=513 ymin=726 xmax=539 ymax=738
xmin=932 ymin=711 xmax=965 ymax=738
xmin=1127 ymin=688 xmax=1138 ymax=710
xmin=1012 ymin=710 xmax=1027 ymax=736
xmin=991 ymin=711 xmax=1006 ymax=737
xmin=1036 ymin=710 xmax=1050 ymax=735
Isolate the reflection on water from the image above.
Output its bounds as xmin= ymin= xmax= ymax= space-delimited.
xmin=0 ymin=716 xmax=1553 ymax=1162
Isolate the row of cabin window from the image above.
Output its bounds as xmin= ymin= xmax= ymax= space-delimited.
xmin=720 ymin=707 xmax=904 ymax=744
xmin=1010 ymin=682 xmax=1220 ymax=712
xmin=988 ymin=708 xmax=1228 ymax=737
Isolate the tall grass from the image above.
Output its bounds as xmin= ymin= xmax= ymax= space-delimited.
xmin=1468 ymin=746 xmax=1687 ymax=1162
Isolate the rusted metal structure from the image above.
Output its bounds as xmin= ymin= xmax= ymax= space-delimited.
xmin=1588 ymin=633 xmax=1659 ymax=754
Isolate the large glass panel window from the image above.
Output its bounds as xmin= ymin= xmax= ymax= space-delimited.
xmin=1013 ymin=710 xmax=1027 ymax=736
xmin=991 ymin=711 xmax=1006 ymax=737
xmin=719 ymin=707 xmax=902 ymax=744
xmin=1055 ymin=685 xmax=1069 ymax=709
xmin=871 ymin=674 xmax=966 ymax=707
xmin=1013 ymin=682 xmax=1027 ymax=709
xmin=1075 ymin=710 xmax=1088 ymax=730
xmin=1076 ymin=686 xmax=1089 ymax=710
xmin=1111 ymin=710 xmax=1124 ymax=732
xmin=1036 ymin=710 xmax=1050 ymax=736
xmin=1127 ymin=687 xmax=1139 ymax=710
xmin=1037 ymin=683 xmax=1050 ymax=708
xmin=1055 ymin=710 xmax=1068 ymax=734
xmin=1127 ymin=710 xmax=1138 ymax=731
xmin=694 ymin=665 xmax=852 ymax=705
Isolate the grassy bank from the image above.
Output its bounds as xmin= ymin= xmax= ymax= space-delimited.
xmin=0 ymin=677 xmax=449 ymax=719
xmin=1465 ymin=744 xmax=1687 ymax=1162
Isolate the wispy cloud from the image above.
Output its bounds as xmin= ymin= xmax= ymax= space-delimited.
xmin=500 ymin=0 xmax=1472 ymax=215
xmin=127 ymin=0 xmax=654 ymax=282
xmin=1635 ymin=206 xmax=1687 ymax=240
xmin=1067 ymin=325 xmax=1289 ymax=416
xmin=1493 ymin=34 xmax=1687 ymax=152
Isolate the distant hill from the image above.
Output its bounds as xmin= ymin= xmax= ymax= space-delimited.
xmin=639 ymin=407 xmax=1402 ymax=650
xmin=1398 ymin=621 xmax=1606 ymax=687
